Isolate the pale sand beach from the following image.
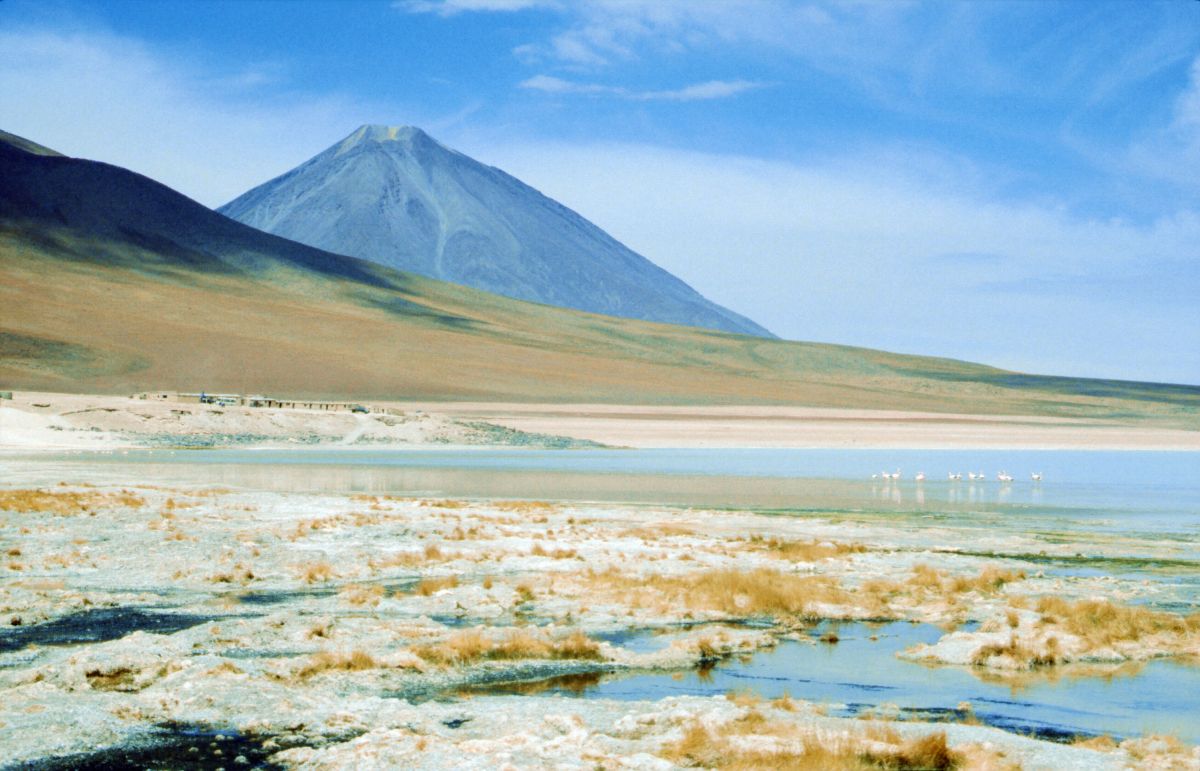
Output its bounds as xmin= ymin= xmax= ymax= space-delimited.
xmin=381 ymin=402 xmax=1200 ymax=451
xmin=4 ymin=393 xmax=1199 ymax=451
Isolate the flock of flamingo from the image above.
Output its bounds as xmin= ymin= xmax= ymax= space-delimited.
xmin=872 ymin=470 xmax=1042 ymax=482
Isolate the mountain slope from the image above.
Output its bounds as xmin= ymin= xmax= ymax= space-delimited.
xmin=3 ymin=129 xmax=1198 ymax=426
xmin=218 ymin=125 xmax=772 ymax=337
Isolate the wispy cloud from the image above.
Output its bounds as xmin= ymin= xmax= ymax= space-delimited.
xmin=474 ymin=138 xmax=1200 ymax=380
xmin=1127 ymin=55 xmax=1200 ymax=190
xmin=398 ymin=0 xmax=553 ymax=16
xmin=0 ymin=28 xmax=419 ymax=207
xmin=519 ymin=75 xmax=762 ymax=101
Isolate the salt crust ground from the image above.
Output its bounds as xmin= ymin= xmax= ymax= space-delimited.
xmin=0 ymin=394 xmax=597 ymax=450
xmin=1 ymin=481 xmax=1197 ymax=769
xmin=6 ymin=391 xmax=1200 ymax=451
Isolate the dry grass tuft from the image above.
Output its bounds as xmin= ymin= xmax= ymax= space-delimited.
xmin=530 ymin=542 xmax=578 ymax=559
xmin=420 ymin=499 xmax=469 ymax=509
xmin=857 ymin=565 xmax=1025 ymax=616
xmin=660 ymin=710 xmax=965 ymax=770
xmin=972 ymin=633 xmax=1063 ymax=667
xmin=295 ymin=561 xmax=336 ymax=583
xmin=0 ymin=488 xmax=145 ymax=516
xmin=586 ymin=567 xmax=846 ymax=620
xmin=1035 ymin=596 xmax=1200 ymax=648
xmin=1119 ymin=734 xmax=1195 ymax=765
xmin=209 ymin=564 xmax=256 ymax=584
xmin=295 ymin=649 xmax=378 ymax=679
xmin=619 ymin=522 xmax=697 ymax=540
xmin=748 ymin=536 xmax=867 ymax=562
xmin=413 ymin=627 xmax=602 ymax=666
xmin=340 ymin=583 xmax=386 ymax=606
xmin=416 ymin=576 xmax=459 ymax=596
xmin=1072 ymin=734 xmax=1118 ymax=751
xmin=370 ymin=542 xmax=457 ymax=569
xmin=492 ymin=500 xmax=558 ymax=514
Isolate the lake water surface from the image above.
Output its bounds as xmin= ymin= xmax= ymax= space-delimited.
xmin=4 ymin=446 xmax=1198 ymax=745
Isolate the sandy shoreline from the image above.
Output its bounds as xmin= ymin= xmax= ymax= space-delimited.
xmin=3 ymin=392 xmax=1198 ymax=451
xmin=376 ymin=401 xmax=1200 ymax=451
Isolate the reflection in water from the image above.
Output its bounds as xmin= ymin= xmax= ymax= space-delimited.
xmin=462 ymin=622 xmax=1200 ymax=744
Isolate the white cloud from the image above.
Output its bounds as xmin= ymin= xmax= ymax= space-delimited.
xmin=465 ymin=138 xmax=1200 ymax=381
xmin=519 ymin=75 xmax=762 ymax=101
xmin=1116 ymin=55 xmax=1200 ymax=195
xmin=440 ymin=0 xmax=892 ymax=70
xmin=398 ymin=0 xmax=553 ymax=16
xmin=0 ymin=28 xmax=416 ymax=207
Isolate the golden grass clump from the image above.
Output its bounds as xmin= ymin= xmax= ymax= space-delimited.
xmin=1118 ymin=734 xmax=1195 ymax=765
xmin=295 ymin=649 xmax=378 ymax=679
xmin=749 ymin=536 xmax=867 ymax=562
xmin=1035 ymin=596 xmax=1200 ymax=648
xmin=209 ymin=564 xmax=256 ymax=585
xmin=0 ymin=488 xmax=145 ymax=516
xmin=530 ymin=542 xmax=578 ymax=559
xmin=416 ymin=575 xmax=460 ymax=596
xmin=587 ymin=567 xmax=846 ymax=620
xmin=413 ymin=627 xmax=602 ymax=666
xmin=492 ymin=500 xmax=558 ymax=514
xmin=370 ymin=542 xmax=457 ymax=569
xmin=340 ymin=583 xmax=386 ymax=606
xmin=295 ymin=561 xmax=336 ymax=583
xmin=857 ymin=564 xmax=1025 ymax=615
xmin=1072 ymin=734 xmax=1118 ymax=751
xmin=619 ymin=522 xmax=698 ymax=540
xmin=515 ymin=582 xmax=537 ymax=603
xmin=660 ymin=710 xmax=965 ymax=771
xmin=971 ymin=634 xmax=1062 ymax=668
xmin=420 ymin=499 xmax=469 ymax=509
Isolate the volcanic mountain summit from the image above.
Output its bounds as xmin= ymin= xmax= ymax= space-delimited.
xmin=218 ymin=125 xmax=772 ymax=337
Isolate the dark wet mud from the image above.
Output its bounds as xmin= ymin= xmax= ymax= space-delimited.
xmin=0 ymin=607 xmax=220 ymax=653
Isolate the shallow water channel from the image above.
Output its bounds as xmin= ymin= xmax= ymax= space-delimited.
xmin=467 ymin=621 xmax=1200 ymax=745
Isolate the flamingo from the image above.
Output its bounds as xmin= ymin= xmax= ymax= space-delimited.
xmin=1031 ymin=472 xmax=1043 ymax=482
xmin=948 ymin=472 xmax=962 ymax=481
xmin=915 ymin=472 xmax=926 ymax=482
xmin=968 ymin=472 xmax=978 ymax=481
xmin=997 ymin=471 xmax=1013 ymax=482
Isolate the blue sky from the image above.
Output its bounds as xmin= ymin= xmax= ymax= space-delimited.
xmin=2 ymin=0 xmax=1198 ymax=383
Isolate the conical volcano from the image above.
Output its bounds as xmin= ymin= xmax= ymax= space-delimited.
xmin=218 ymin=125 xmax=772 ymax=337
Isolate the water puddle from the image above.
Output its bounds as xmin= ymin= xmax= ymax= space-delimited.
xmin=0 ymin=607 xmax=220 ymax=653
xmin=232 ymin=588 xmax=338 ymax=606
xmin=13 ymin=724 xmax=307 ymax=770
xmin=464 ymin=621 xmax=1200 ymax=744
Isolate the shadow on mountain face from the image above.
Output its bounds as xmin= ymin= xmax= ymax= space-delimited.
xmin=0 ymin=141 xmax=401 ymax=290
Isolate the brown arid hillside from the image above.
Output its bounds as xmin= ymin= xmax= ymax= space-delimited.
xmin=2 ymin=129 xmax=1198 ymax=428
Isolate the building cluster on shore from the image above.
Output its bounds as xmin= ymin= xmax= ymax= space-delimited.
xmin=133 ymin=391 xmax=373 ymax=413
